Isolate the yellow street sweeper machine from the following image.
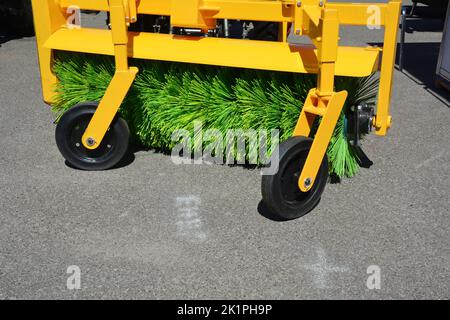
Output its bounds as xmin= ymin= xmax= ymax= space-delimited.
xmin=31 ymin=0 xmax=401 ymax=220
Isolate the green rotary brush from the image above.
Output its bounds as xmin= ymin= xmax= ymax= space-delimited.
xmin=52 ymin=52 xmax=379 ymax=179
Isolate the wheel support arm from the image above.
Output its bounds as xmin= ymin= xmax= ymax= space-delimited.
xmin=81 ymin=0 xmax=138 ymax=150
xmin=293 ymin=2 xmax=347 ymax=192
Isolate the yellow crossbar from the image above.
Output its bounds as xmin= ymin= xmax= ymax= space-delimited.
xmin=45 ymin=28 xmax=379 ymax=77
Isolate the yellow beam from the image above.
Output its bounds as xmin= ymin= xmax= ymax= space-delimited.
xmin=45 ymin=28 xmax=380 ymax=77
xmin=58 ymin=0 xmax=293 ymax=21
xmin=327 ymin=3 xmax=388 ymax=26
xmin=205 ymin=0 xmax=293 ymax=22
xmin=58 ymin=0 xmax=388 ymax=26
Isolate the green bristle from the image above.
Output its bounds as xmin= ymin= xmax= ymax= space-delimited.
xmin=329 ymin=74 xmax=379 ymax=177
xmin=52 ymin=52 xmax=379 ymax=178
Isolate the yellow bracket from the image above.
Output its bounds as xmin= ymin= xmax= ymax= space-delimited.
xmin=81 ymin=0 xmax=138 ymax=149
xmin=172 ymin=0 xmax=217 ymax=30
xmin=124 ymin=0 xmax=137 ymax=25
xmin=303 ymin=4 xmax=321 ymax=27
xmin=293 ymin=0 xmax=323 ymax=36
xmin=294 ymin=90 xmax=348 ymax=192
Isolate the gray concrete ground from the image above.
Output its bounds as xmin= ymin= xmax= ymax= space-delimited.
xmin=0 ymin=1 xmax=449 ymax=299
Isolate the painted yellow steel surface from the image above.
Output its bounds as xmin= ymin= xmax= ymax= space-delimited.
xmin=31 ymin=0 xmax=67 ymax=103
xmin=81 ymin=67 xmax=138 ymax=149
xmin=374 ymin=0 xmax=401 ymax=136
xmin=297 ymin=90 xmax=348 ymax=192
xmin=171 ymin=0 xmax=217 ymax=30
xmin=58 ymin=0 xmax=388 ymax=26
xmin=44 ymin=28 xmax=380 ymax=77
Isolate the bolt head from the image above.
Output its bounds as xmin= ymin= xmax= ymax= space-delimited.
xmin=86 ymin=138 xmax=96 ymax=147
xmin=297 ymin=1 xmax=302 ymax=7
xmin=304 ymin=177 xmax=312 ymax=188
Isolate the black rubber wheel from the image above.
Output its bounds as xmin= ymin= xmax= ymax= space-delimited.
xmin=261 ymin=136 xmax=329 ymax=220
xmin=55 ymin=102 xmax=130 ymax=171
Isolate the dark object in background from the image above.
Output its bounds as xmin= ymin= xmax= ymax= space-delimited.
xmin=107 ymin=14 xmax=172 ymax=34
xmin=436 ymin=0 xmax=450 ymax=91
xmin=414 ymin=0 xmax=449 ymax=13
xmin=0 ymin=0 xmax=34 ymax=37
xmin=224 ymin=20 xmax=279 ymax=41
xmin=248 ymin=22 xmax=279 ymax=41
xmin=128 ymin=15 xmax=171 ymax=34
xmin=399 ymin=0 xmax=449 ymax=71
xmin=110 ymin=15 xmax=280 ymax=41
xmin=227 ymin=20 xmax=244 ymax=39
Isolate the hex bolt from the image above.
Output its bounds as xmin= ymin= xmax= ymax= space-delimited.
xmin=297 ymin=1 xmax=302 ymax=7
xmin=86 ymin=137 xmax=96 ymax=147
xmin=304 ymin=177 xmax=312 ymax=188
xmin=319 ymin=1 xmax=324 ymax=7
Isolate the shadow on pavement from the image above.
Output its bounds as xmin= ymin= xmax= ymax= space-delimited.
xmin=257 ymin=201 xmax=289 ymax=222
xmin=257 ymin=199 xmax=321 ymax=222
xmin=0 ymin=29 xmax=32 ymax=46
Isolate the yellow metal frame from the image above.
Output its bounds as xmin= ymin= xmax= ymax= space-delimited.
xmin=31 ymin=0 xmax=401 ymax=190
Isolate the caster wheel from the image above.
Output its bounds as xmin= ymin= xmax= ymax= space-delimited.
xmin=261 ymin=136 xmax=329 ymax=220
xmin=55 ymin=102 xmax=130 ymax=171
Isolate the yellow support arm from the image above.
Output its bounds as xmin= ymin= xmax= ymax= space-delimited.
xmin=293 ymin=2 xmax=348 ymax=192
xmin=374 ymin=0 xmax=401 ymax=136
xmin=81 ymin=0 xmax=138 ymax=150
